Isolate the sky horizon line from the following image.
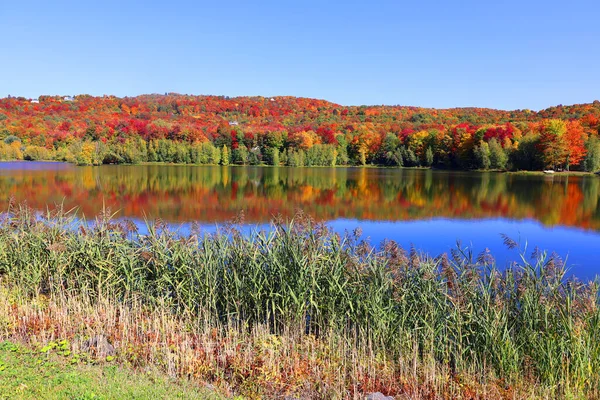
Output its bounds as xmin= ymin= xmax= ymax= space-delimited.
xmin=4 ymin=91 xmax=599 ymax=113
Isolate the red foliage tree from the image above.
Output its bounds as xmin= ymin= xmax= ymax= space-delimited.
xmin=564 ymin=120 xmax=587 ymax=168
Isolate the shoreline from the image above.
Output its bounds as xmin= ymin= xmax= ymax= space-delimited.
xmin=3 ymin=159 xmax=599 ymax=175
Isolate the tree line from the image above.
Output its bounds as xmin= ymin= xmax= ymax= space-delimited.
xmin=0 ymin=95 xmax=599 ymax=170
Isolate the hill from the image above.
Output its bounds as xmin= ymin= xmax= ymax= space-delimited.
xmin=0 ymin=94 xmax=599 ymax=170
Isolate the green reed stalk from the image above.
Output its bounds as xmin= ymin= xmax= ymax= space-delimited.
xmin=0 ymin=203 xmax=598 ymax=397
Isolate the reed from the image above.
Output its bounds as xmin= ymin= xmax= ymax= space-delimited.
xmin=0 ymin=202 xmax=598 ymax=399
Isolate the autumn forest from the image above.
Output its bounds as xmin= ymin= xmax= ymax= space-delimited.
xmin=1 ymin=94 xmax=599 ymax=171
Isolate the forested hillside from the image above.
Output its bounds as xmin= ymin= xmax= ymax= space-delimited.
xmin=1 ymin=94 xmax=599 ymax=170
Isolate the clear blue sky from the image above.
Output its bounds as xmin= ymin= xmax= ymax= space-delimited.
xmin=1 ymin=0 xmax=598 ymax=110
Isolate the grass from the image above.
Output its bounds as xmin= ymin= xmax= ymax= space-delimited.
xmin=0 ymin=202 xmax=599 ymax=398
xmin=506 ymin=170 xmax=598 ymax=176
xmin=0 ymin=341 xmax=217 ymax=400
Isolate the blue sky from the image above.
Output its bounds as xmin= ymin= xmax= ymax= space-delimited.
xmin=1 ymin=0 xmax=598 ymax=110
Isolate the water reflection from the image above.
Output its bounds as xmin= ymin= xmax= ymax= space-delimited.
xmin=1 ymin=162 xmax=598 ymax=231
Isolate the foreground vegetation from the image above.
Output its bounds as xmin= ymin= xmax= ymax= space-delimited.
xmin=0 ymin=203 xmax=599 ymax=398
xmin=1 ymin=94 xmax=600 ymax=171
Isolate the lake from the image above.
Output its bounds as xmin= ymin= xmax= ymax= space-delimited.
xmin=2 ymin=161 xmax=599 ymax=278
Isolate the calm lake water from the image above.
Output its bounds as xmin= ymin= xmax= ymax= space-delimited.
xmin=2 ymin=161 xmax=600 ymax=278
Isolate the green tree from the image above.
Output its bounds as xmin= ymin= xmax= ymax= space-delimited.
xmin=402 ymin=147 xmax=419 ymax=167
xmin=380 ymin=133 xmax=402 ymax=166
xmin=584 ymin=136 xmax=600 ymax=172
xmin=287 ymin=149 xmax=305 ymax=167
xmin=211 ymin=144 xmax=221 ymax=164
xmin=174 ymin=143 xmax=190 ymax=163
xmin=335 ymin=134 xmax=349 ymax=165
xmin=116 ymin=138 xmax=147 ymax=164
xmin=511 ymin=133 xmax=542 ymax=170
xmin=488 ymin=138 xmax=507 ymax=169
xmin=147 ymin=140 xmax=158 ymax=162
xmin=280 ymin=149 xmax=288 ymax=166
xmin=306 ymin=144 xmax=337 ymax=166
xmin=232 ymin=145 xmax=249 ymax=165
xmin=248 ymin=147 xmax=261 ymax=165
xmin=221 ymin=145 xmax=230 ymax=166
xmin=263 ymin=147 xmax=280 ymax=165
xmin=191 ymin=141 xmax=218 ymax=164
xmin=474 ymin=141 xmax=491 ymax=169
xmin=425 ymin=146 xmax=434 ymax=167
xmin=264 ymin=130 xmax=286 ymax=149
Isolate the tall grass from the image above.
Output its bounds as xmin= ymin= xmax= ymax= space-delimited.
xmin=0 ymin=202 xmax=598 ymax=398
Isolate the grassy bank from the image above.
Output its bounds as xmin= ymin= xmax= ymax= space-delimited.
xmin=506 ymin=170 xmax=598 ymax=177
xmin=0 ymin=204 xmax=599 ymax=399
xmin=0 ymin=341 xmax=216 ymax=399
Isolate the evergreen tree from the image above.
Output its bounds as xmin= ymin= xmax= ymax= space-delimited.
xmin=211 ymin=144 xmax=221 ymax=165
xmin=280 ymin=149 xmax=288 ymax=166
xmin=425 ymin=146 xmax=434 ymax=167
xmin=402 ymin=147 xmax=419 ymax=167
xmin=147 ymin=140 xmax=158 ymax=162
xmin=221 ymin=145 xmax=230 ymax=166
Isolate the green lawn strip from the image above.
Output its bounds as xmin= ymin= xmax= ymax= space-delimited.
xmin=0 ymin=341 xmax=219 ymax=400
